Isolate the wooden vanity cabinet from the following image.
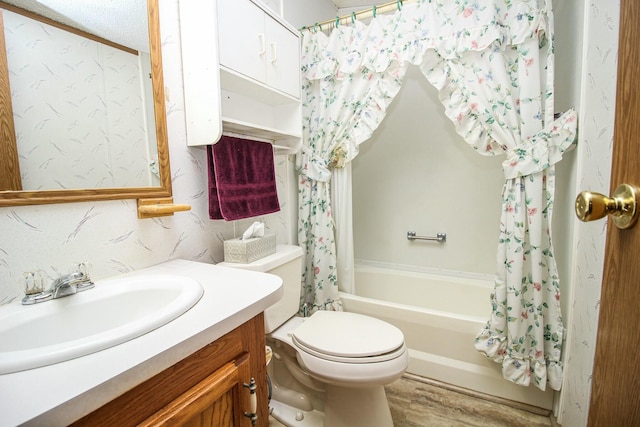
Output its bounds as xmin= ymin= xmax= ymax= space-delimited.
xmin=72 ymin=314 xmax=268 ymax=427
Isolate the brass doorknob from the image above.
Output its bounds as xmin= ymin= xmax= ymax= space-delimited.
xmin=575 ymin=184 xmax=638 ymax=229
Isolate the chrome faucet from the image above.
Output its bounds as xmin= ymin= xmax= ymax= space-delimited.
xmin=22 ymin=271 xmax=95 ymax=305
xmin=51 ymin=272 xmax=94 ymax=298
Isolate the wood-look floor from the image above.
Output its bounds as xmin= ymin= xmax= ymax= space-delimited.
xmin=269 ymin=374 xmax=557 ymax=427
xmin=386 ymin=375 xmax=555 ymax=427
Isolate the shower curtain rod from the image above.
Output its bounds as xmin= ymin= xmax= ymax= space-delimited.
xmin=301 ymin=0 xmax=417 ymax=32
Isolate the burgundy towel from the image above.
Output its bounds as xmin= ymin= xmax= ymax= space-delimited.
xmin=207 ymin=135 xmax=280 ymax=221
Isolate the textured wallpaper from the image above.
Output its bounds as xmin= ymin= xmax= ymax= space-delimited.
xmin=0 ymin=1 xmax=292 ymax=303
xmin=558 ymin=1 xmax=619 ymax=425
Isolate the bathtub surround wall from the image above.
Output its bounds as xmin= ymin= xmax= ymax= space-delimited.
xmin=352 ymin=66 xmax=504 ymax=276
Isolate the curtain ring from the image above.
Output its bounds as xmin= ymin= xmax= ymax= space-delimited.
xmin=397 ymin=0 xmax=403 ymax=10
xmin=314 ymin=22 xmax=319 ymax=32
xmin=373 ymin=5 xmax=377 ymax=17
xmin=351 ymin=11 xmax=356 ymax=24
xmin=335 ymin=16 xmax=340 ymax=28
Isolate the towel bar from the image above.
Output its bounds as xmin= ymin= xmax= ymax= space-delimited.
xmin=407 ymin=231 xmax=446 ymax=242
xmin=137 ymin=197 xmax=191 ymax=219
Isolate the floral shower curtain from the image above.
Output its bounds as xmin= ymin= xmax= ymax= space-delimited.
xmin=298 ymin=0 xmax=577 ymax=391
xmin=297 ymin=24 xmax=407 ymax=312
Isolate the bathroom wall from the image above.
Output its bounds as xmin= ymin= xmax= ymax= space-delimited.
xmin=556 ymin=0 xmax=619 ymax=425
xmin=282 ymin=0 xmax=336 ymax=28
xmin=553 ymin=0 xmax=584 ymax=326
xmin=0 ymin=0 xmax=309 ymax=302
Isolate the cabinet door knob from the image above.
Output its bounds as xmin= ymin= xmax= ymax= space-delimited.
xmin=258 ymin=33 xmax=266 ymax=55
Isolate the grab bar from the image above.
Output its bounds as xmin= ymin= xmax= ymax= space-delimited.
xmin=407 ymin=231 xmax=446 ymax=242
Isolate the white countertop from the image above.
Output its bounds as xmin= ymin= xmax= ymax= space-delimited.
xmin=0 ymin=259 xmax=283 ymax=427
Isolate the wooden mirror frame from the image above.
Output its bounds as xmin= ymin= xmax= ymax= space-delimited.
xmin=0 ymin=0 xmax=171 ymax=207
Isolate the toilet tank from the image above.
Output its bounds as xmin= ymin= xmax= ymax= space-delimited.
xmin=217 ymin=244 xmax=303 ymax=333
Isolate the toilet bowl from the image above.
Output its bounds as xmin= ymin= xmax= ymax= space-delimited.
xmin=218 ymin=244 xmax=408 ymax=427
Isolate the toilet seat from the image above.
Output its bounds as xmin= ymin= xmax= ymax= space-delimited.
xmin=269 ymin=311 xmax=409 ymax=387
xmin=291 ymin=311 xmax=405 ymax=364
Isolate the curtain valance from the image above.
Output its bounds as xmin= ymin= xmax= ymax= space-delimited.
xmin=301 ymin=0 xmax=550 ymax=80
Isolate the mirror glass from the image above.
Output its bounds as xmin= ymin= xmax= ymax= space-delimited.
xmin=0 ymin=0 xmax=171 ymax=206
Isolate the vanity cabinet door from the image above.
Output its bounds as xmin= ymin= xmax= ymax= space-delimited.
xmin=71 ymin=314 xmax=268 ymax=427
xmin=139 ymin=354 xmax=252 ymax=427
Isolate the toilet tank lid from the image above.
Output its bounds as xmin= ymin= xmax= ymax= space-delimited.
xmin=217 ymin=244 xmax=302 ymax=272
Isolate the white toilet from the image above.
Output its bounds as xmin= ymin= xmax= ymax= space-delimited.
xmin=219 ymin=244 xmax=408 ymax=427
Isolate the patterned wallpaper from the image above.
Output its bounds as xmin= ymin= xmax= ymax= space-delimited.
xmin=0 ymin=1 xmax=293 ymax=303
xmin=558 ymin=0 xmax=619 ymax=425
xmin=4 ymin=10 xmax=156 ymax=190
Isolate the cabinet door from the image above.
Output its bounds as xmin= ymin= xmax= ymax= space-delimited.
xmin=264 ymin=15 xmax=300 ymax=98
xmin=139 ymin=354 xmax=253 ymax=427
xmin=217 ymin=0 xmax=266 ymax=84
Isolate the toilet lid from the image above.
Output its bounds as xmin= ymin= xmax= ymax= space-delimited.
xmin=291 ymin=311 xmax=405 ymax=359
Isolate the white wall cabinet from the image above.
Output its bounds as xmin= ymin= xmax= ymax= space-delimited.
xmin=181 ymin=0 xmax=302 ymax=154
xmin=218 ymin=0 xmax=300 ymax=98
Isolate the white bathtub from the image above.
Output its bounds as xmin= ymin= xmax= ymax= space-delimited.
xmin=339 ymin=263 xmax=554 ymax=410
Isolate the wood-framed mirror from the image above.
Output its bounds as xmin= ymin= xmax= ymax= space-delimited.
xmin=0 ymin=0 xmax=171 ymax=207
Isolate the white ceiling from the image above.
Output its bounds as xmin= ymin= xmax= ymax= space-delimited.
xmin=3 ymin=0 xmax=149 ymax=52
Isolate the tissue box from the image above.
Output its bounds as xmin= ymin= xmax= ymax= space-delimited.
xmin=223 ymin=234 xmax=276 ymax=263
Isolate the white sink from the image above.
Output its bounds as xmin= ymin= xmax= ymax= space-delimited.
xmin=0 ymin=274 xmax=203 ymax=374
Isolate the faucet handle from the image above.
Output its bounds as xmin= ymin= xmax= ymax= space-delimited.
xmin=69 ymin=262 xmax=95 ymax=291
xmin=23 ymin=270 xmax=45 ymax=295
xmin=21 ymin=271 xmax=53 ymax=305
xmin=71 ymin=262 xmax=93 ymax=280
